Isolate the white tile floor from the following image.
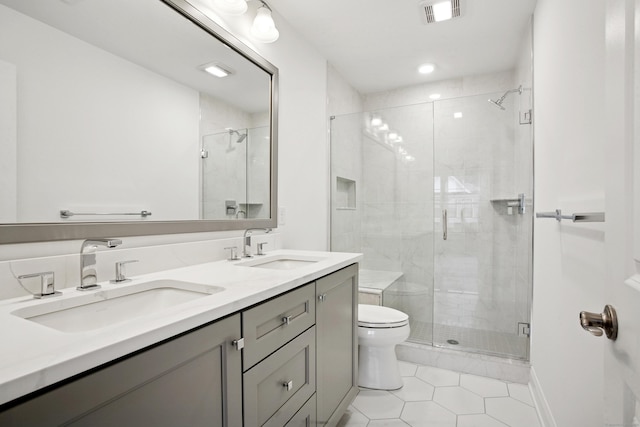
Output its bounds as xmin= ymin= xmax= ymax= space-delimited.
xmin=338 ymin=361 xmax=541 ymax=427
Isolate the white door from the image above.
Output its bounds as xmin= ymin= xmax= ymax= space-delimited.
xmin=603 ymin=0 xmax=640 ymax=425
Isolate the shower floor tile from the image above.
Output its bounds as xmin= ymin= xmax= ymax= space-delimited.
xmin=408 ymin=319 xmax=528 ymax=360
xmin=338 ymin=362 xmax=541 ymax=427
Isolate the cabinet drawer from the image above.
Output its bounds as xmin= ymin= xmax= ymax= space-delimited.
xmin=244 ymin=326 xmax=316 ymax=427
xmin=242 ymin=283 xmax=315 ymax=369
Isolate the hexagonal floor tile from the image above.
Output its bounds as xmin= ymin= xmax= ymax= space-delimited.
xmin=457 ymin=414 xmax=509 ymax=427
xmin=337 ymin=406 xmax=369 ymax=427
xmin=460 ymin=374 xmax=509 ymax=398
xmin=486 ymin=397 xmax=541 ymax=427
xmin=399 ymin=361 xmax=418 ymax=377
xmin=368 ymin=419 xmax=412 ymax=427
xmin=507 ymin=383 xmax=534 ymax=406
xmin=351 ymin=390 xmax=405 ymax=420
xmin=415 ymin=366 xmax=460 ymax=387
xmin=433 ymin=386 xmax=485 ymax=415
xmin=400 ymin=401 xmax=456 ymax=427
xmin=391 ymin=377 xmax=435 ymax=402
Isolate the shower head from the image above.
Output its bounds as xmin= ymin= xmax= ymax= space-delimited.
xmin=488 ymin=85 xmax=524 ymax=111
xmin=488 ymin=98 xmax=506 ymax=110
xmin=228 ymin=128 xmax=247 ymax=143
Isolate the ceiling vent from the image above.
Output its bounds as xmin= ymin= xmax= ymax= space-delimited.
xmin=420 ymin=0 xmax=461 ymax=24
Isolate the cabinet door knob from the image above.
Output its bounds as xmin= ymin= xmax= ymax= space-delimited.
xmin=282 ymin=315 xmax=292 ymax=325
xmin=318 ymin=294 xmax=327 ymax=302
xmin=232 ymin=338 xmax=245 ymax=350
xmin=283 ymin=380 xmax=293 ymax=391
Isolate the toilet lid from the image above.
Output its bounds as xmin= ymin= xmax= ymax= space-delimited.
xmin=358 ymin=304 xmax=409 ymax=328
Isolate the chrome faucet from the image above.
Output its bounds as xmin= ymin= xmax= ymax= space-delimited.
xmin=78 ymin=238 xmax=122 ymax=291
xmin=243 ymin=228 xmax=271 ymax=258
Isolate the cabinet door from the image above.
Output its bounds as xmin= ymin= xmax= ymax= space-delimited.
xmin=316 ymin=264 xmax=359 ymax=426
xmin=0 ymin=314 xmax=243 ymax=427
xmin=285 ymin=395 xmax=317 ymax=427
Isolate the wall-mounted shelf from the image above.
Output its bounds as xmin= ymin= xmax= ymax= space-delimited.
xmin=489 ymin=194 xmax=526 ymax=214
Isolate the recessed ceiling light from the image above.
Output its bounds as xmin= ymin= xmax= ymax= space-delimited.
xmin=418 ymin=63 xmax=435 ymax=74
xmin=429 ymin=93 xmax=441 ymax=100
xmin=454 ymin=112 xmax=463 ymax=118
xmin=201 ymin=62 xmax=234 ymax=78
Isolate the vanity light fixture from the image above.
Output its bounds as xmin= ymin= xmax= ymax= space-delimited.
xmin=200 ymin=62 xmax=234 ymax=78
xmin=211 ymin=0 xmax=280 ymax=43
xmin=211 ymin=0 xmax=248 ymax=16
xmin=418 ymin=63 xmax=435 ymax=74
xmin=388 ymin=131 xmax=398 ymax=140
xmin=251 ymin=2 xmax=279 ymax=43
xmin=378 ymin=123 xmax=389 ymax=131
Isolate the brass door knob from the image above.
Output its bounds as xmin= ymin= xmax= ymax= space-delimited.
xmin=579 ymin=305 xmax=618 ymax=340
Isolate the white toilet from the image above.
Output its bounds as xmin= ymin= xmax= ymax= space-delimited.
xmin=357 ymin=304 xmax=410 ymax=390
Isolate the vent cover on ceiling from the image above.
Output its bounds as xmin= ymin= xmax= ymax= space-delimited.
xmin=420 ymin=0 xmax=461 ymax=24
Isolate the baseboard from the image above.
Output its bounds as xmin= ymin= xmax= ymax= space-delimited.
xmin=529 ymin=366 xmax=557 ymax=427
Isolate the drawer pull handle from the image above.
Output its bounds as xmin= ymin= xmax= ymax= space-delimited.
xmin=282 ymin=315 xmax=292 ymax=325
xmin=283 ymin=380 xmax=293 ymax=391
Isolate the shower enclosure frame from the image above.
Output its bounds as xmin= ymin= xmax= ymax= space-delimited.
xmin=329 ymin=85 xmax=534 ymax=362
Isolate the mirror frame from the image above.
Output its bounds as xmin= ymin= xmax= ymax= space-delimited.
xmin=0 ymin=0 xmax=278 ymax=244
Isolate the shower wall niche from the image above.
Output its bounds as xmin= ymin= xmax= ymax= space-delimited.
xmin=330 ymin=84 xmax=533 ymax=360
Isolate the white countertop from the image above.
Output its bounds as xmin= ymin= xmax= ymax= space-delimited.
xmin=0 ymin=249 xmax=362 ymax=406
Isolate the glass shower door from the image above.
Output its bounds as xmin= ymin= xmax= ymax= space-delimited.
xmin=330 ymin=104 xmax=435 ymax=346
xmin=432 ymin=92 xmax=532 ymax=359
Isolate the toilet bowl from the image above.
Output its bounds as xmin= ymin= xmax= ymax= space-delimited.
xmin=358 ymin=304 xmax=410 ymax=390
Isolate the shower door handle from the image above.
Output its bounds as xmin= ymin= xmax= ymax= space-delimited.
xmin=442 ymin=209 xmax=448 ymax=241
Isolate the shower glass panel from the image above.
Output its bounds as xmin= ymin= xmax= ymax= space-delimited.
xmin=432 ymin=92 xmax=532 ymax=359
xmin=330 ymin=104 xmax=435 ymax=344
xmin=201 ymin=126 xmax=270 ymax=219
xmin=330 ymin=89 xmax=533 ymax=361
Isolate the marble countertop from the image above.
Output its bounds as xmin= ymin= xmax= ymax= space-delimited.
xmin=0 ymin=249 xmax=362 ymax=406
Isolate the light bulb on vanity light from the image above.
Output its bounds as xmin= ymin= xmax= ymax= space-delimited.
xmin=251 ymin=3 xmax=280 ymax=43
xmin=211 ymin=0 xmax=247 ymax=15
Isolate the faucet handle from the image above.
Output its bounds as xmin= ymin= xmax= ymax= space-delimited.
xmin=18 ymin=271 xmax=62 ymax=299
xmin=224 ymin=246 xmax=240 ymax=261
xmin=110 ymin=260 xmax=138 ymax=284
xmin=257 ymin=242 xmax=268 ymax=256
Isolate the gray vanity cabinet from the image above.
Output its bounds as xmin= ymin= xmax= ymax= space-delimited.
xmin=316 ymin=264 xmax=359 ymax=426
xmin=0 ymin=263 xmax=360 ymax=427
xmin=0 ymin=314 xmax=243 ymax=427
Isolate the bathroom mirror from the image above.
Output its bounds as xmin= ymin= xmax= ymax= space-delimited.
xmin=0 ymin=0 xmax=278 ymax=243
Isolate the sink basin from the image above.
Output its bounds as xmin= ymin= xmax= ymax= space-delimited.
xmin=237 ymin=254 xmax=326 ymax=270
xmin=11 ymin=280 xmax=224 ymax=333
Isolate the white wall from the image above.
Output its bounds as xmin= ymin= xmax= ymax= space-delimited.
xmin=531 ymin=1 xmax=606 ymax=426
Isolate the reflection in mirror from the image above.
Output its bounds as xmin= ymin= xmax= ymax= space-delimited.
xmin=0 ymin=0 xmax=275 ymax=235
xmin=202 ymin=125 xmax=270 ymax=220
